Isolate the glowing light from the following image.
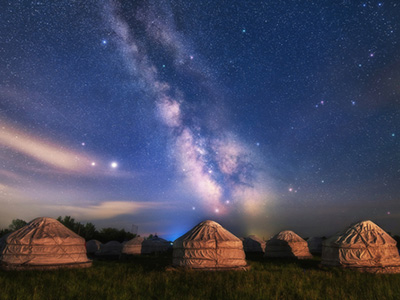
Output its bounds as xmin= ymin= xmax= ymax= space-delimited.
xmin=289 ymin=187 xmax=293 ymax=192
xmin=111 ymin=162 xmax=118 ymax=168
xmin=215 ymin=208 xmax=219 ymax=213
xmin=192 ymin=206 xmax=196 ymax=210
xmin=91 ymin=162 xmax=96 ymax=166
xmin=81 ymin=142 xmax=85 ymax=146
xmin=225 ymin=200 xmax=230 ymax=204
xmin=102 ymin=39 xmax=107 ymax=45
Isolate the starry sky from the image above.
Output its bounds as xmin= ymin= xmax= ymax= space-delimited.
xmin=1 ymin=0 xmax=399 ymax=240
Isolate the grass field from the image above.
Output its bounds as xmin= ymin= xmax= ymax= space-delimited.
xmin=1 ymin=253 xmax=400 ymax=300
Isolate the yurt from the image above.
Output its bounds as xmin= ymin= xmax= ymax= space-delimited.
xmin=173 ymin=220 xmax=249 ymax=270
xmin=95 ymin=241 xmax=122 ymax=257
xmin=307 ymin=237 xmax=323 ymax=255
xmin=142 ymin=236 xmax=170 ymax=254
xmin=122 ymin=236 xmax=145 ymax=255
xmin=264 ymin=230 xmax=313 ymax=259
xmin=322 ymin=220 xmax=400 ymax=273
xmin=243 ymin=235 xmax=266 ymax=253
xmin=86 ymin=239 xmax=102 ymax=255
xmin=0 ymin=217 xmax=92 ymax=270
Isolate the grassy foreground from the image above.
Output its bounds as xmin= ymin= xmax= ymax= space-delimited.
xmin=1 ymin=253 xmax=400 ymax=300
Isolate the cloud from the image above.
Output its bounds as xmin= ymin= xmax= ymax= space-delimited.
xmin=0 ymin=121 xmax=93 ymax=173
xmin=56 ymin=201 xmax=167 ymax=220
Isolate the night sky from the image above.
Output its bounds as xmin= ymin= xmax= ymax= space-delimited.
xmin=1 ymin=0 xmax=399 ymax=240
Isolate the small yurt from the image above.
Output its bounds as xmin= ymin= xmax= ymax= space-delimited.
xmin=322 ymin=220 xmax=400 ymax=273
xmin=264 ymin=230 xmax=313 ymax=259
xmin=86 ymin=239 xmax=102 ymax=255
xmin=142 ymin=236 xmax=170 ymax=254
xmin=95 ymin=241 xmax=122 ymax=257
xmin=0 ymin=217 xmax=92 ymax=270
xmin=307 ymin=237 xmax=323 ymax=255
xmin=122 ymin=236 xmax=145 ymax=255
xmin=243 ymin=235 xmax=266 ymax=253
xmin=173 ymin=220 xmax=249 ymax=270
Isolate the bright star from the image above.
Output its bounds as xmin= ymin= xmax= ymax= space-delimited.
xmin=91 ymin=162 xmax=96 ymax=166
xmin=215 ymin=208 xmax=219 ymax=213
xmin=102 ymin=39 xmax=107 ymax=45
xmin=81 ymin=142 xmax=85 ymax=146
xmin=111 ymin=162 xmax=118 ymax=168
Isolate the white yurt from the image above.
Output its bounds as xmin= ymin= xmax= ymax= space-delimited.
xmin=307 ymin=237 xmax=323 ymax=255
xmin=86 ymin=239 xmax=102 ymax=254
xmin=142 ymin=236 xmax=170 ymax=254
xmin=173 ymin=220 xmax=249 ymax=270
xmin=95 ymin=241 xmax=122 ymax=257
xmin=322 ymin=220 xmax=400 ymax=273
xmin=264 ymin=230 xmax=313 ymax=259
xmin=0 ymin=217 xmax=92 ymax=270
xmin=243 ymin=235 xmax=266 ymax=253
xmin=121 ymin=236 xmax=145 ymax=255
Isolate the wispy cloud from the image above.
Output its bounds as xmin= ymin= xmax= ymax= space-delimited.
xmin=0 ymin=121 xmax=93 ymax=173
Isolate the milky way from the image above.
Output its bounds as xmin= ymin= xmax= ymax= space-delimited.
xmin=104 ymin=0 xmax=272 ymax=216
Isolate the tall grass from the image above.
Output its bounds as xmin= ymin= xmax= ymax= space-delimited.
xmin=1 ymin=253 xmax=400 ymax=300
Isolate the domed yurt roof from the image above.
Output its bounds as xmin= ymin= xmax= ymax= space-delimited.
xmin=0 ymin=217 xmax=92 ymax=270
xmin=86 ymin=239 xmax=102 ymax=254
xmin=173 ymin=220 xmax=249 ymax=270
xmin=95 ymin=241 xmax=122 ymax=256
xmin=122 ymin=236 xmax=145 ymax=255
xmin=142 ymin=236 xmax=170 ymax=254
xmin=243 ymin=235 xmax=266 ymax=253
xmin=322 ymin=220 xmax=400 ymax=273
xmin=264 ymin=230 xmax=313 ymax=259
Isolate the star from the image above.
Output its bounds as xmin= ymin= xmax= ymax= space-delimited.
xmin=192 ymin=206 xmax=196 ymax=210
xmin=91 ymin=162 xmax=96 ymax=166
xmin=81 ymin=142 xmax=85 ymax=146
xmin=242 ymin=29 xmax=246 ymax=33
xmin=111 ymin=162 xmax=118 ymax=168
xmin=215 ymin=208 xmax=219 ymax=213
xmin=351 ymin=101 xmax=356 ymax=106
xmin=101 ymin=39 xmax=107 ymax=45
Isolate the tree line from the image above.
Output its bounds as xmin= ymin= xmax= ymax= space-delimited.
xmin=0 ymin=216 xmax=136 ymax=243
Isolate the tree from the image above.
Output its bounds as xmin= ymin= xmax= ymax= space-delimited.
xmin=9 ymin=219 xmax=27 ymax=231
